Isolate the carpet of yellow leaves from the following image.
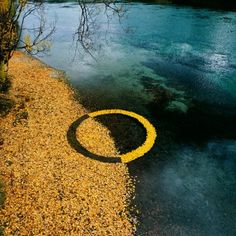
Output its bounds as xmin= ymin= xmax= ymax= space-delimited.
xmin=0 ymin=52 xmax=136 ymax=235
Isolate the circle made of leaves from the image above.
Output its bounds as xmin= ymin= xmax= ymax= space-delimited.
xmin=67 ymin=109 xmax=157 ymax=163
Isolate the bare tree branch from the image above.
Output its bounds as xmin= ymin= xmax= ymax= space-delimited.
xmin=74 ymin=0 xmax=127 ymax=58
xmin=0 ymin=0 xmax=55 ymax=86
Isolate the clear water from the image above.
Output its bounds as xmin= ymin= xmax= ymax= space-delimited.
xmin=27 ymin=2 xmax=236 ymax=235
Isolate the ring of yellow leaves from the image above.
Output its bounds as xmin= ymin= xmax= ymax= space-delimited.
xmin=68 ymin=109 xmax=157 ymax=163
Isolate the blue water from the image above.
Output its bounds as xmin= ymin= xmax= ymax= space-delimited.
xmin=37 ymin=3 xmax=236 ymax=111
xmin=26 ymin=2 xmax=236 ymax=235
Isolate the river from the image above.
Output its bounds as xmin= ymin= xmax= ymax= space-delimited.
xmin=27 ymin=1 xmax=236 ymax=235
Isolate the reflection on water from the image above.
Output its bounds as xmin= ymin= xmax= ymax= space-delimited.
xmin=130 ymin=140 xmax=236 ymax=236
xmin=30 ymin=2 xmax=236 ymax=235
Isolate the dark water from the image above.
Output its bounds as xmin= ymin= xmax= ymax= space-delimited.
xmin=27 ymin=2 xmax=236 ymax=235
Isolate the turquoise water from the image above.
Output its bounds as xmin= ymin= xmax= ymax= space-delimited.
xmin=29 ymin=2 xmax=236 ymax=235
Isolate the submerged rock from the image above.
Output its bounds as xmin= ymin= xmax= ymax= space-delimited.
xmin=165 ymin=100 xmax=188 ymax=114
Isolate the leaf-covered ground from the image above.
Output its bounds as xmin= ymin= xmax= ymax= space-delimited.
xmin=0 ymin=52 xmax=136 ymax=235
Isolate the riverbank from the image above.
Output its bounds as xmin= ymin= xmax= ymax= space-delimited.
xmin=0 ymin=52 xmax=136 ymax=235
xmin=136 ymin=0 xmax=236 ymax=10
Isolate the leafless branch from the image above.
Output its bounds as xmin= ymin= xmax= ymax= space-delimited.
xmin=0 ymin=0 xmax=55 ymax=66
xmin=74 ymin=0 xmax=127 ymax=58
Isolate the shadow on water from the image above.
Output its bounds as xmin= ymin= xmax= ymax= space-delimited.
xmin=95 ymin=115 xmax=147 ymax=155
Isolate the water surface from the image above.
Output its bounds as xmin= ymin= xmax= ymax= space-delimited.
xmin=29 ymin=2 xmax=236 ymax=235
